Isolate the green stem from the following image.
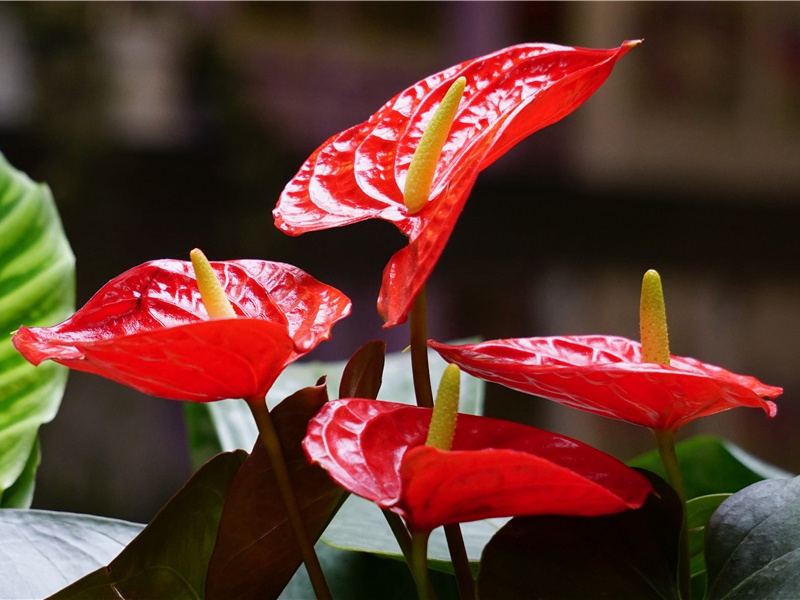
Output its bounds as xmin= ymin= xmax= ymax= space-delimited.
xmin=410 ymin=529 xmax=433 ymax=600
xmin=384 ymin=510 xmax=437 ymax=599
xmin=408 ymin=288 xmax=475 ymax=600
xmin=247 ymin=397 xmax=332 ymax=600
xmin=654 ymin=428 xmax=690 ymax=600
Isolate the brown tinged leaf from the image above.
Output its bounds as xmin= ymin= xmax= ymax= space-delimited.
xmin=205 ymin=380 xmax=346 ymax=600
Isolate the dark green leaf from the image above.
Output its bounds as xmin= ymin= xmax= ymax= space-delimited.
xmin=0 ymin=509 xmax=143 ymax=599
xmin=477 ymin=471 xmax=682 ymax=600
xmin=628 ymin=435 xmax=792 ymax=499
xmin=50 ymin=450 xmax=247 ymax=600
xmin=205 ymin=382 xmax=346 ymax=600
xmin=706 ymin=476 xmax=800 ymax=599
xmin=338 ymin=340 xmax=385 ymax=399
xmin=0 ymin=152 xmax=74 ymax=506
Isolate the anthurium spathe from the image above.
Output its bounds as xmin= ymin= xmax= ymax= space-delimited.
xmin=429 ymin=336 xmax=781 ymax=432
xmin=274 ymin=41 xmax=640 ymax=327
xmin=12 ymin=258 xmax=351 ymax=402
xmin=303 ymin=398 xmax=653 ymax=533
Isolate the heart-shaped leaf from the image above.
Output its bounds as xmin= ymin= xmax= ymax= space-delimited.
xmin=49 ymin=450 xmax=246 ymax=599
xmin=205 ymin=381 xmax=345 ymax=600
xmin=705 ymin=476 xmax=800 ymax=599
xmin=476 ymin=471 xmax=681 ymax=600
xmin=0 ymin=152 xmax=74 ymax=506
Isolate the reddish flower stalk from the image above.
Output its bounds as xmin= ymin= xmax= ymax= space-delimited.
xmin=275 ymin=41 xmax=640 ymax=326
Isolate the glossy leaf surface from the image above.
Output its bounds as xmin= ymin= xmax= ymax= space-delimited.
xmin=705 ymin=476 xmax=800 ymax=599
xmin=13 ymin=259 xmax=350 ymax=402
xmin=430 ymin=336 xmax=781 ymax=431
xmin=0 ymin=152 xmax=74 ymax=506
xmin=304 ymin=398 xmax=652 ymax=532
xmin=0 ymin=509 xmax=143 ymax=599
xmin=274 ymin=41 xmax=639 ymax=326
xmin=477 ymin=471 xmax=681 ymax=600
xmin=205 ymin=382 xmax=345 ymax=600
xmin=50 ymin=450 xmax=246 ymax=599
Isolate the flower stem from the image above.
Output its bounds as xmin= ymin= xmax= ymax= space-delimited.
xmin=409 ymin=287 xmax=475 ymax=600
xmin=654 ymin=428 xmax=690 ymax=600
xmin=246 ymin=397 xmax=332 ymax=600
xmin=410 ymin=529 xmax=434 ymax=600
xmin=409 ymin=288 xmax=434 ymax=409
xmin=384 ymin=510 xmax=437 ymax=599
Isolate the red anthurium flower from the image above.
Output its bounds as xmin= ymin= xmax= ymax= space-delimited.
xmin=12 ymin=259 xmax=351 ymax=402
xmin=274 ymin=41 xmax=639 ymax=327
xmin=429 ymin=336 xmax=782 ymax=432
xmin=303 ymin=398 xmax=653 ymax=533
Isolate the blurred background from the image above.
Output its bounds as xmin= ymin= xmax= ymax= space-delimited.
xmin=2 ymin=2 xmax=799 ymax=523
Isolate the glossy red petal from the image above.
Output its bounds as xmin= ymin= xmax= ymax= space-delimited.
xmin=303 ymin=398 xmax=653 ymax=532
xmin=429 ymin=336 xmax=782 ymax=431
xmin=15 ymin=319 xmax=293 ymax=401
xmin=275 ymin=41 xmax=638 ymax=236
xmin=12 ymin=259 xmax=350 ymax=402
xmin=274 ymin=42 xmax=639 ymax=326
xmin=233 ymin=260 xmax=352 ymax=355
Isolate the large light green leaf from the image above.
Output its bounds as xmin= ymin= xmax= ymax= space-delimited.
xmin=0 ymin=509 xmax=143 ymax=599
xmin=185 ymin=342 xmax=485 ymax=463
xmin=0 ymin=152 xmax=75 ymax=507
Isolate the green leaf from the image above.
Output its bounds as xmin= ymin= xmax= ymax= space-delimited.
xmin=205 ymin=382 xmax=346 ymax=599
xmin=184 ymin=341 xmax=485 ymax=463
xmin=0 ymin=152 xmax=74 ymax=507
xmin=321 ymin=494 xmax=508 ymax=575
xmin=50 ymin=450 xmax=247 ymax=599
xmin=628 ymin=435 xmax=792 ymax=499
xmin=687 ymin=494 xmax=729 ymax=600
xmin=476 ymin=471 xmax=682 ymax=600
xmin=705 ymin=476 xmax=800 ymax=600
xmin=0 ymin=509 xmax=143 ymax=599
